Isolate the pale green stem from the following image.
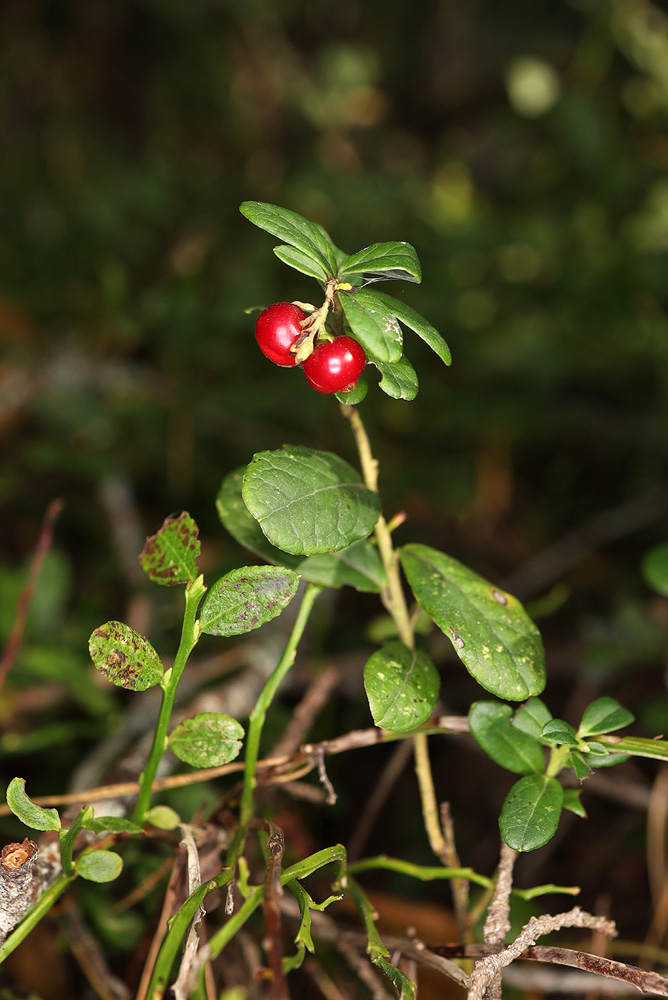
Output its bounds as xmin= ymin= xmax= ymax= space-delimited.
xmin=133 ymin=574 xmax=206 ymax=824
xmin=227 ymin=582 xmax=323 ymax=871
xmin=342 ymin=404 xmax=447 ymax=859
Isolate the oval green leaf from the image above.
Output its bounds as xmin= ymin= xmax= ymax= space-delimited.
xmin=6 ymin=777 xmax=61 ymax=832
xmin=76 ymin=849 xmax=123 ymax=883
xmin=364 ymin=641 xmax=439 ymax=732
xmin=499 ymin=774 xmax=564 ymax=852
xmin=578 ymin=697 xmax=634 ymax=737
xmin=216 ymin=468 xmax=385 ymax=592
xmin=139 ymin=512 xmax=200 ymax=587
xmin=144 ymin=805 xmax=181 ymax=830
xmin=511 ymin=697 xmax=553 ymax=741
xmin=89 ymin=621 xmax=164 ymax=691
xmin=169 ymin=713 xmax=245 ymax=768
xmin=339 ymin=241 xmax=422 ymax=284
xmin=400 ymin=544 xmax=545 ymax=701
xmin=541 ymin=719 xmax=579 ymax=746
xmin=339 ymin=289 xmax=403 ymax=362
xmin=273 ymin=244 xmax=330 ymax=281
xmin=200 ymin=566 xmax=299 ymax=637
xmin=240 ymin=201 xmax=338 ymax=279
xmin=375 ymin=356 xmax=419 ymax=400
xmin=469 ymin=701 xmax=545 ymax=774
xmin=242 ymin=446 xmax=381 ymax=556
xmin=372 ymin=290 xmax=452 ymax=366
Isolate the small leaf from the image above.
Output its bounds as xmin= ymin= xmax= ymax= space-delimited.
xmin=199 ymin=566 xmax=299 ymax=637
xmin=6 ymin=778 xmax=61 ymax=831
xmin=375 ymin=957 xmax=416 ymax=1000
xmin=372 ymin=290 xmax=452 ymax=366
xmin=569 ymin=751 xmax=593 ymax=782
xmin=541 ymin=719 xmax=579 ymax=746
xmin=469 ymin=701 xmax=545 ymax=774
xmin=400 ymin=544 xmax=545 ymax=701
xmin=89 ymin=621 xmax=164 ymax=691
xmin=216 ymin=468 xmax=385 ymax=592
xmin=84 ymin=816 xmax=144 ymax=835
xmin=579 ymin=697 xmax=634 ymax=737
xmin=511 ymin=697 xmax=553 ymax=740
xmin=243 ymin=446 xmax=381 ymax=556
xmin=240 ymin=201 xmax=338 ymax=279
xmin=339 ymin=289 xmax=403 ymax=362
xmin=499 ymin=774 xmax=564 ymax=852
xmin=364 ymin=641 xmax=439 ymax=732
xmin=376 ymin=356 xmax=419 ymax=400
xmin=642 ymin=542 xmax=668 ymax=597
xmin=339 ymin=242 xmax=422 ymax=284
xmin=273 ymin=245 xmax=330 ymax=281
xmin=169 ymin=713 xmax=245 ymax=768
xmin=76 ymin=849 xmax=123 ymax=883
xmin=139 ymin=512 xmax=200 ymax=587
xmin=563 ymin=788 xmax=587 ymax=818
xmin=144 ymin=805 xmax=181 ymax=830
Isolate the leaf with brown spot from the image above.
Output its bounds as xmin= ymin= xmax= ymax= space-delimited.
xmin=199 ymin=566 xmax=300 ymax=637
xmin=139 ymin=511 xmax=200 ymax=586
xmin=169 ymin=713 xmax=245 ymax=768
xmin=89 ymin=621 xmax=164 ymax=691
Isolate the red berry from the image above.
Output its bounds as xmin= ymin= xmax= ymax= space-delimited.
xmin=255 ymin=302 xmax=307 ymax=367
xmin=303 ymin=336 xmax=367 ymax=394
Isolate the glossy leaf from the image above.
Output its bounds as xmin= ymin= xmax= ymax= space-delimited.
xmin=6 ymin=777 xmax=60 ymax=832
xmin=242 ymin=446 xmax=381 ymax=556
xmin=569 ymin=751 xmax=592 ymax=782
xmin=364 ymin=641 xmax=439 ymax=731
xmin=217 ymin=468 xmax=385 ymax=592
xmin=372 ymin=290 xmax=452 ymax=366
xmin=578 ymin=697 xmax=634 ymax=737
xmin=339 ymin=289 xmax=403 ymax=362
xmin=273 ymin=244 xmax=329 ymax=281
xmin=339 ymin=241 xmax=422 ymax=284
xmin=563 ymin=788 xmax=587 ymax=817
xmin=89 ymin=621 xmax=164 ymax=691
xmin=375 ymin=356 xmax=419 ymax=400
xmin=240 ymin=201 xmax=337 ymax=280
xmin=76 ymin=850 xmax=123 ymax=883
xmin=499 ymin=774 xmax=564 ymax=852
xmin=642 ymin=542 xmax=668 ymax=597
xmin=541 ymin=719 xmax=579 ymax=746
xmin=139 ymin=512 xmax=200 ymax=587
xmin=400 ymin=544 xmax=545 ymax=700
xmin=169 ymin=713 xmax=244 ymax=768
xmin=200 ymin=566 xmax=299 ymax=637
xmin=469 ymin=701 xmax=545 ymax=774
xmin=511 ymin=697 xmax=553 ymax=741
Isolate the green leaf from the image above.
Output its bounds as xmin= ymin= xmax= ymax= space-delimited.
xmin=541 ymin=719 xmax=579 ymax=746
xmin=339 ymin=242 xmax=422 ymax=284
xmin=216 ymin=468 xmax=385 ymax=592
xmin=372 ymin=290 xmax=452 ymax=366
xmin=199 ymin=566 xmax=299 ymax=637
xmin=76 ymin=850 xmax=123 ymax=883
xmin=84 ymin=816 xmax=144 ymax=835
xmin=6 ymin=778 xmax=60 ymax=831
xmin=499 ymin=774 xmax=564 ymax=852
xmin=642 ymin=542 xmax=668 ymax=597
xmin=89 ymin=621 xmax=164 ymax=691
xmin=563 ymin=788 xmax=587 ymax=818
xmin=273 ymin=245 xmax=330 ymax=281
xmin=144 ymin=805 xmax=181 ymax=830
xmin=578 ymin=697 xmax=634 ymax=737
xmin=375 ymin=957 xmax=416 ymax=1000
xmin=469 ymin=701 xmax=545 ymax=774
xmin=169 ymin=713 xmax=244 ymax=768
xmin=364 ymin=641 xmax=439 ymax=732
xmin=511 ymin=697 xmax=553 ymax=740
xmin=139 ymin=512 xmax=200 ymax=587
xmin=375 ymin=356 xmax=419 ymax=400
xmin=240 ymin=201 xmax=338 ymax=280
xmin=242 ymin=446 xmax=381 ymax=556
xmin=339 ymin=289 xmax=403 ymax=362
xmin=400 ymin=544 xmax=545 ymax=701
xmin=569 ymin=751 xmax=592 ymax=782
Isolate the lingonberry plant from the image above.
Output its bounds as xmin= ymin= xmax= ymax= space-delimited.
xmin=3 ymin=201 xmax=668 ymax=997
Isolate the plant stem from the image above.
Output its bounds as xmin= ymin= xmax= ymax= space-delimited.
xmin=227 ymin=582 xmax=323 ymax=871
xmin=133 ymin=575 xmax=206 ymax=825
xmin=342 ymin=404 xmax=446 ymax=859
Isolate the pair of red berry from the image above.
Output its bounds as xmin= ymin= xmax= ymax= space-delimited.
xmin=254 ymin=302 xmax=366 ymax=394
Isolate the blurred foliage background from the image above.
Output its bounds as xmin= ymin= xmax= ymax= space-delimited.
xmin=2 ymin=0 xmax=668 ymax=990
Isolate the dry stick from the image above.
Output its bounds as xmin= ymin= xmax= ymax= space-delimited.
xmin=476 ymin=839 xmax=517 ymax=1000
xmin=342 ymin=404 xmax=447 ymax=859
xmin=262 ymin=820 xmax=288 ymax=1000
xmin=0 ymin=497 xmax=64 ymax=689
